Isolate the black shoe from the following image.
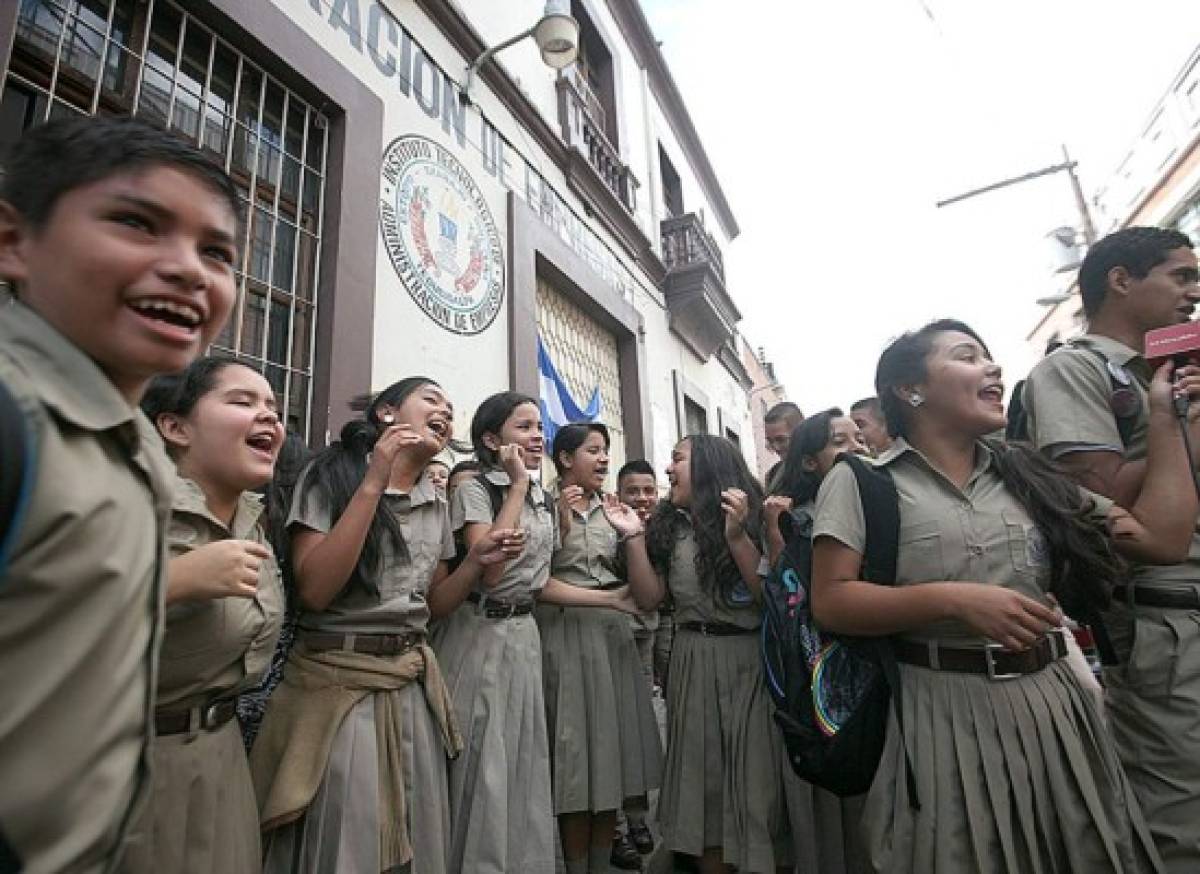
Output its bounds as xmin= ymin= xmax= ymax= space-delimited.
xmin=627 ymin=820 xmax=654 ymax=854
xmin=611 ymin=831 xmax=643 ymax=870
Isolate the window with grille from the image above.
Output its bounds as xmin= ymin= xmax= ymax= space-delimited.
xmin=2 ymin=0 xmax=329 ymax=439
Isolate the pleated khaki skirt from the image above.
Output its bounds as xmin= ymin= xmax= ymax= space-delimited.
xmin=430 ymin=606 xmax=556 ymax=873
xmin=118 ymin=718 xmax=259 ymax=874
xmin=864 ymin=658 xmax=1163 ymax=874
xmin=782 ymin=768 xmax=870 ymax=874
xmin=536 ymin=603 xmax=663 ymax=814
xmin=658 ymin=627 xmax=792 ymax=872
xmin=261 ymin=687 xmax=452 ymax=874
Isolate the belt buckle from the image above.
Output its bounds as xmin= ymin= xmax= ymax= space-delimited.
xmin=499 ymin=602 xmax=518 ymax=619
xmin=201 ymin=701 xmax=226 ymax=729
xmin=984 ymin=643 xmax=1021 ymax=681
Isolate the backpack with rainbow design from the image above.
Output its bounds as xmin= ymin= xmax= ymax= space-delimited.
xmin=761 ymin=452 xmax=911 ymax=801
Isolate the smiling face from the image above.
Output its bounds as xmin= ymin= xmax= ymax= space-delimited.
xmin=665 ymin=438 xmax=693 ymax=508
xmin=850 ymin=407 xmax=892 ymax=455
xmin=808 ymin=416 xmax=870 ymax=476
xmin=1123 ymin=246 xmax=1200 ymax=333
xmin=379 ymin=382 xmax=454 ymax=458
xmin=558 ymin=429 xmax=610 ymax=493
xmin=907 ymin=330 xmax=1006 ymax=438
xmin=426 ymin=461 xmax=450 ymax=494
xmin=160 ymin=364 xmax=284 ymax=494
xmin=0 ymin=165 xmax=239 ymax=402
xmin=493 ymin=401 xmax=544 ymax=469
xmin=618 ymin=472 xmax=658 ymax=521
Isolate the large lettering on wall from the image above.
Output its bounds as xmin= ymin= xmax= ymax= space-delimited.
xmin=380 ymin=135 xmax=504 ymax=335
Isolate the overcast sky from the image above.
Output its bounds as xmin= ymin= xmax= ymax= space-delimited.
xmin=641 ymin=0 xmax=1200 ymax=413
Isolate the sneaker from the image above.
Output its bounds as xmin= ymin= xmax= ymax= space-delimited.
xmin=627 ymin=820 xmax=654 ymax=855
xmin=610 ymin=831 xmax=642 ymax=870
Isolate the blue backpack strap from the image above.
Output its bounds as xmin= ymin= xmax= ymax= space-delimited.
xmin=0 ymin=377 xmax=36 ymax=583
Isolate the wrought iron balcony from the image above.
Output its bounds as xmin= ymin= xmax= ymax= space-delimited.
xmin=661 ymin=212 xmax=724 ymax=283
xmin=660 ymin=212 xmax=738 ymax=363
xmin=556 ymin=74 xmax=638 ymax=214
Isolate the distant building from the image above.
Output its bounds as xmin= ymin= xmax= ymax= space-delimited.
xmin=1028 ymin=44 xmax=1200 ymax=354
xmin=740 ymin=340 xmax=789 ymax=482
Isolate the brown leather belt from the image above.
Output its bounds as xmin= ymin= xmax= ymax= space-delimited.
xmin=155 ymin=698 xmax=237 ymax=736
xmin=1114 ymin=584 xmax=1200 ymax=611
xmin=302 ymin=631 xmax=424 ymax=655
xmin=467 ymin=591 xmax=534 ymax=619
xmin=678 ymin=620 xmax=757 ymax=637
xmin=893 ymin=630 xmax=1068 ymax=681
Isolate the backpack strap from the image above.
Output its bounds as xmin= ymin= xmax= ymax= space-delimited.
xmin=840 ymin=453 xmax=920 ymax=809
xmin=0 ymin=378 xmax=36 ymax=583
xmin=474 ymin=472 xmax=556 ymax=520
xmin=1059 ymin=340 xmax=1142 ymax=448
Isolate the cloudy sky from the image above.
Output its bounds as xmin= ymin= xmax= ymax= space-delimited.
xmin=641 ymin=0 xmax=1200 ymax=413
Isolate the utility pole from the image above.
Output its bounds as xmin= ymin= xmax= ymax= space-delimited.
xmin=936 ymin=144 xmax=1097 ymax=245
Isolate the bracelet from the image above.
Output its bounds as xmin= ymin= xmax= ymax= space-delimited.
xmin=619 ymin=530 xmax=645 ymax=543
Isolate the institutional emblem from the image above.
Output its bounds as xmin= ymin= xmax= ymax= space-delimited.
xmin=379 ymin=135 xmax=504 ymax=335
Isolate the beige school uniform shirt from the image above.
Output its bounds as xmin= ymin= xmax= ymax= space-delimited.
xmin=0 ymin=302 xmax=172 ymax=874
xmin=1024 ymin=335 xmax=1200 ymax=586
xmin=451 ymin=471 xmax=557 ymax=601
xmin=813 ymin=438 xmax=1112 ymax=644
xmin=289 ymin=465 xmax=455 ymax=633
xmin=158 ymin=476 xmax=283 ymax=710
xmin=551 ymin=493 xmax=621 ymax=587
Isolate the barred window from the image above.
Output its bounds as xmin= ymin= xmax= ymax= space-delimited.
xmin=2 ymin=0 xmax=328 ymax=439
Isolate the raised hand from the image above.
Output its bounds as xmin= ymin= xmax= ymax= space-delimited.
xmin=468 ymin=527 xmax=527 ymax=566
xmin=721 ymin=487 xmax=750 ymax=543
xmin=170 ymin=539 xmax=272 ymax=602
xmin=601 ymin=493 xmax=644 ymax=538
xmin=498 ymin=443 xmax=530 ymax=485
xmin=365 ymin=424 xmax=424 ymax=489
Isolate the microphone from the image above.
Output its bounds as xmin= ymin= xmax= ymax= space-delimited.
xmin=1145 ymin=322 xmax=1200 ymax=370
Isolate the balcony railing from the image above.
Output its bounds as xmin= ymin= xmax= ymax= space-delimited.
xmin=556 ymin=75 xmax=637 ymax=214
xmin=661 ymin=212 xmax=724 ymax=283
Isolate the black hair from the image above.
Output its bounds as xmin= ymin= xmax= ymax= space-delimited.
xmin=764 ymin=401 xmax=803 ymax=424
xmin=773 ymin=407 xmax=843 ymax=505
xmin=646 ymin=434 xmax=764 ymax=607
xmin=551 ymin=422 xmax=610 ymax=476
xmin=1 ymin=116 xmax=242 ymax=235
xmin=140 ymin=355 xmax=253 ymax=454
xmin=295 ymin=377 xmax=438 ymax=584
xmin=617 ymin=458 xmax=656 ymax=484
xmin=265 ymin=431 xmax=313 ymax=576
xmin=448 ymin=459 xmax=481 ymax=479
xmin=876 ymin=318 xmax=1125 ymax=616
xmin=1078 ymin=226 xmax=1193 ymax=317
xmin=470 ymin=392 xmax=538 ymax=469
xmin=850 ymin=396 xmax=882 ymax=416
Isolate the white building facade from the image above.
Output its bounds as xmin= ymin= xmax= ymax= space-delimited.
xmin=0 ymin=0 xmax=758 ymax=478
xmin=1028 ymin=45 xmax=1200 ymax=353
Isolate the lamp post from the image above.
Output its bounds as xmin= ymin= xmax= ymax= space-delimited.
xmin=936 ymin=144 xmax=1097 ymax=245
xmin=460 ymin=0 xmax=580 ymax=102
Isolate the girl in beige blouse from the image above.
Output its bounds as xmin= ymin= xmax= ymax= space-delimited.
xmin=811 ymin=319 xmax=1200 ymax=874
xmin=127 ymin=356 xmax=286 ymax=874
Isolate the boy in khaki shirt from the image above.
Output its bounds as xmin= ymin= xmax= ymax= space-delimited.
xmin=0 ymin=117 xmax=240 ymax=874
xmin=1023 ymin=226 xmax=1200 ymax=872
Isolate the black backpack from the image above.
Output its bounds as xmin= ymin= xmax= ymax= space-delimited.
xmin=0 ymin=378 xmax=36 ymax=584
xmin=761 ymin=452 xmax=915 ymax=803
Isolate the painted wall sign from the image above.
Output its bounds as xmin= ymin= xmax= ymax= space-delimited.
xmin=379 ymin=135 xmax=504 ymax=335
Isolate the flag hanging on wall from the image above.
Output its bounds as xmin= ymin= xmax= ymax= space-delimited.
xmin=538 ymin=336 xmax=601 ymax=447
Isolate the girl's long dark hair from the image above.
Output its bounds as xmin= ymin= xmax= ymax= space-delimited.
xmin=877 ymin=319 xmax=1124 ymax=614
xmin=295 ymin=377 xmax=436 ymax=588
xmin=646 ymin=434 xmax=764 ymax=606
xmin=773 ymin=407 xmax=843 ymax=505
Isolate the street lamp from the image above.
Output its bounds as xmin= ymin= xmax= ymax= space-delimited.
xmin=460 ymin=1 xmax=580 ymax=102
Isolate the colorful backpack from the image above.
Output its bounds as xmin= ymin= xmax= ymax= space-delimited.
xmin=761 ymin=453 xmax=915 ymax=803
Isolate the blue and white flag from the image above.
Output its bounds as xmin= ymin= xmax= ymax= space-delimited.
xmin=538 ymin=336 xmax=601 ymax=447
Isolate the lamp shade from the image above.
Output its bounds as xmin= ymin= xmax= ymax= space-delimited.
xmin=535 ymin=13 xmax=579 ymax=69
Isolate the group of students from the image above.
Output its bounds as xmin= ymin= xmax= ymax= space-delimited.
xmin=3 ymin=114 xmax=1200 ymax=874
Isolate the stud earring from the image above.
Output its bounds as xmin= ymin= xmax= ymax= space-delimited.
xmin=908 ymin=393 xmax=924 ymax=408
